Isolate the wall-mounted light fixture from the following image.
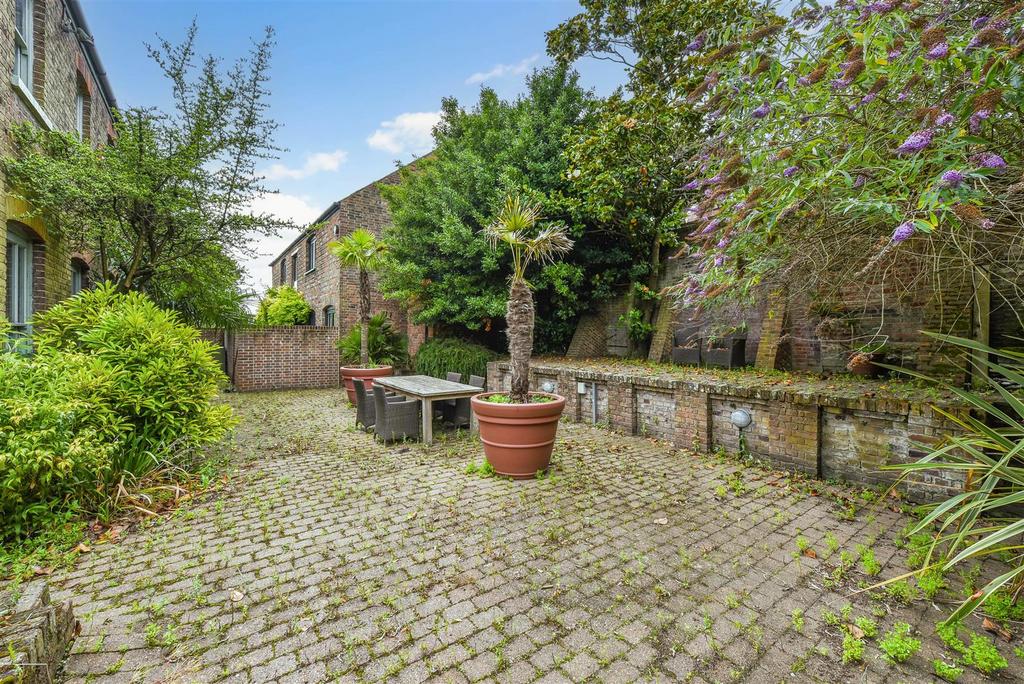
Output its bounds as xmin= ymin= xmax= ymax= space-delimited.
xmin=729 ymin=408 xmax=752 ymax=429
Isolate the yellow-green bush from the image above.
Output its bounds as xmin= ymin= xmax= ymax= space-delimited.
xmin=1 ymin=285 xmax=234 ymax=539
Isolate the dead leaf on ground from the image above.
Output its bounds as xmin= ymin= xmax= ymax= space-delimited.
xmin=982 ymin=617 xmax=1013 ymax=641
xmin=653 ymin=517 xmax=668 ymax=525
xmin=848 ymin=624 xmax=865 ymax=639
xmin=801 ymin=548 xmax=817 ymax=559
xmin=73 ymin=543 xmax=91 ymax=554
xmin=230 ymin=590 xmax=245 ymax=603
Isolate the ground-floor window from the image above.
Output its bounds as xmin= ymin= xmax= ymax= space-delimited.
xmin=5 ymin=225 xmax=33 ymax=332
xmin=323 ymin=305 xmax=336 ymax=327
xmin=71 ymin=260 xmax=88 ymax=295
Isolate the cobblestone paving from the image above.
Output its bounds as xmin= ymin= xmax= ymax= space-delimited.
xmin=56 ymin=390 xmax=1023 ymax=683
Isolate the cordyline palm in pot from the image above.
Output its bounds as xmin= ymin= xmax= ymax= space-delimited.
xmin=471 ymin=194 xmax=573 ymax=478
xmin=328 ymin=228 xmax=394 ymax=404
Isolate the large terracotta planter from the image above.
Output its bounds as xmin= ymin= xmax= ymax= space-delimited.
xmin=341 ymin=365 xmax=393 ymax=404
xmin=471 ymin=392 xmax=566 ymax=479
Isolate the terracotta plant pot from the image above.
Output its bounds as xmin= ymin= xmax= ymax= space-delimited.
xmin=471 ymin=392 xmax=566 ymax=479
xmin=341 ymin=365 xmax=393 ymax=404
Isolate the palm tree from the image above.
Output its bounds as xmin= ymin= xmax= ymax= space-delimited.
xmin=483 ymin=194 xmax=573 ymax=404
xmin=328 ymin=228 xmax=389 ymax=367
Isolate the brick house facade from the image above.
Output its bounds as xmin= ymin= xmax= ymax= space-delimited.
xmin=1 ymin=0 xmax=115 ymax=334
xmin=269 ymin=165 xmax=427 ymax=355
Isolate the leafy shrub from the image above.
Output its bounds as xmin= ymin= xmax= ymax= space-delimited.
xmin=338 ymin=313 xmax=408 ymax=367
xmin=255 ymin=286 xmax=312 ymax=326
xmin=0 ymin=349 xmax=125 ymax=536
xmin=414 ymin=337 xmax=497 ymax=381
xmin=1 ymin=285 xmax=234 ymax=539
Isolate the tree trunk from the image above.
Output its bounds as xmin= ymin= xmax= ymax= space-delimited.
xmin=359 ymin=268 xmax=371 ymax=367
xmin=507 ymin=278 xmax=534 ymax=404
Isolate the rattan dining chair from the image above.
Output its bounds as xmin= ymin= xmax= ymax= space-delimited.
xmin=372 ymin=385 xmax=421 ymax=442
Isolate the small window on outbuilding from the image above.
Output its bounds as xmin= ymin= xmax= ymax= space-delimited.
xmin=290 ymin=253 xmax=298 ymax=287
xmin=306 ymin=310 xmax=316 ymax=326
xmin=279 ymin=259 xmax=286 ymax=284
xmin=323 ymin=305 xmax=336 ymax=327
xmin=306 ymin=235 xmax=316 ymax=272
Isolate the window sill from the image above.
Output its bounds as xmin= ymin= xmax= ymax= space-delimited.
xmin=11 ymin=76 xmax=54 ymax=130
xmin=304 ymin=267 xmax=316 ymax=275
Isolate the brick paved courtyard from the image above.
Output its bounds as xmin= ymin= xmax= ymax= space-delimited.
xmin=56 ymin=390 xmax=1022 ymax=683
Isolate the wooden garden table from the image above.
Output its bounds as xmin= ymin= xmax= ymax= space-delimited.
xmin=373 ymin=375 xmax=484 ymax=445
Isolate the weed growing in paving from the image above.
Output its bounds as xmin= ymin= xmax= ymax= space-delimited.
xmin=879 ymin=623 xmax=920 ymax=663
xmin=933 ymin=659 xmax=963 ymax=682
xmin=962 ymin=634 xmax=1008 ymax=676
xmin=841 ymin=632 xmax=864 ymax=664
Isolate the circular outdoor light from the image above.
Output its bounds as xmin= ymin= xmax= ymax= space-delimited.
xmin=540 ymin=380 xmax=556 ymax=393
xmin=729 ymin=408 xmax=752 ymax=429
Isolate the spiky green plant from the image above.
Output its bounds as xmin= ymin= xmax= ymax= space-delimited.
xmin=885 ymin=333 xmax=1024 ymax=624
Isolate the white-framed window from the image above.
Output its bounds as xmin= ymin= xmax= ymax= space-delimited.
xmin=305 ymin=235 xmax=316 ymax=272
xmin=71 ymin=260 xmax=87 ymax=294
xmin=6 ymin=226 xmax=34 ymax=331
xmin=75 ymin=91 xmax=85 ymax=140
xmin=14 ymin=0 xmax=33 ymax=90
xmin=290 ymin=253 xmax=298 ymax=287
xmin=323 ymin=305 xmax=336 ymax=327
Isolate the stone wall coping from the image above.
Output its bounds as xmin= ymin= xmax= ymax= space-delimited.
xmin=496 ymin=360 xmax=966 ymax=416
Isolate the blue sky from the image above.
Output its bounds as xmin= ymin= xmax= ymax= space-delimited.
xmin=81 ymin=0 xmax=628 ymax=292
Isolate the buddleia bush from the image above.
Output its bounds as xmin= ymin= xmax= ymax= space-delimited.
xmin=1 ymin=285 xmax=234 ymax=539
xmin=254 ymin=285 xmax=312 ymax=326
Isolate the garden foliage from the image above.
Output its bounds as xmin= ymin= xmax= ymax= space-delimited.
xmin=887 ymin=334 xmax=1024 ymax=624
xmin=413 ymin=337 xmax=497 ymax=381
xmin=379 ymin=66 xmax=636 ymax=353
xmin=0 ymin=286 xmax=233 ymax=539
xmin=255 ymin=286 xmax=312 ymax=326
xmin=338 ymin=313 xmax=408 ymax=368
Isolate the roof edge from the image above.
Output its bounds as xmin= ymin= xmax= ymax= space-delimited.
xmin=66 ymin=0 xmax=118 ymax=113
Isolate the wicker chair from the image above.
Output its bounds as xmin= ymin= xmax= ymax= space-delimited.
xmin=440 ymin=372 xmax=462 ymax=420
xmin=353 ymin=379 xmax=402 ymax=432
xmin=449 ymin=374 xmax=486 ymax=428
xmin=373 ymin=385 xmax=421 ymax=442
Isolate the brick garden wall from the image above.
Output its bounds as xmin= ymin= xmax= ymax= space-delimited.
xmin=204 ymin=327 xmax=341 ymax=393
xmin=489 ymin=361 xmax=967 ymax=501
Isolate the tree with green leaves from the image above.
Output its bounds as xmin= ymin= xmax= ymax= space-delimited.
xmin=255 ymin=286 xmax=311 ymax=327
xmin=328 ymin=228 xmax=389 ymax=367
xmin=2 ymin=22 xmax=283 ymax=327
xmin=483 ymin=195 xmax=573 ymax=403
xmin=547 ymin=1 xmax=772 ymax=350
xmin=379 ymin=66 xmax=635 ymax=353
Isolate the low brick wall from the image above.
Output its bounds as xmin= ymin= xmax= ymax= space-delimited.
xmin=1 ymin=581 xmax=76 ymax=684
xmin=489 ymin=361 xmax=967 ymax=501
xmin=203 ymin=327 xmax=340 ymax=392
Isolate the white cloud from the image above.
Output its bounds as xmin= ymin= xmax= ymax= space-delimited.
xmin=465 ymin=54 xmax=540 ymax=84
xmin=241 ymin=192 xmax=325 ymax=296
xmin=366 ymin=111 xmax=440 ymax=155
xmin=262 ymin=149 xmax=348 ymax=181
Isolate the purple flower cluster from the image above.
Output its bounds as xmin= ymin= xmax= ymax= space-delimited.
xmin=700 ymin=219 xmax=721 ymax=235
xmin=925 ymin=42 xmax=949 ymax=60
xmin=783 ymin=165 xmax=800 ymax=178
xmin=716 ymin=237 xmax=730 ymax=249
xmin=940 ymin=170 xmax=965 ymax=188
xmin=714 ymin=254 xmax=725 ymax=267
xmin=891 ymin=221 xmax=915 ymax=243
xmin=972 ymin=16 xmax=989 ymax=30
xmin=971 ymin=152 xmax=1006 ymax=169
xmin=969 ymin=109 xmax=990 ymax=133
xmin=935 ymin=111 xmax=954 ymax=126
xmin=752 ymin=102 xmax=771 ymax=119
xmin=860 ymin=1 xmax=896 ymax=18
xmin=853 ymin=174 xmax=867 ymax=188
xmin=683 ymin=179 xmax=701 ymax=191
xmin=683 ymin=34 xmax=705 ymax=55
xmin=896 ymin=129 xmax=933 ymax=155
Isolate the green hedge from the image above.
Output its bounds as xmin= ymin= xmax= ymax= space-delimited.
xmin=414 ymin=337 xmax=497 ymax=381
